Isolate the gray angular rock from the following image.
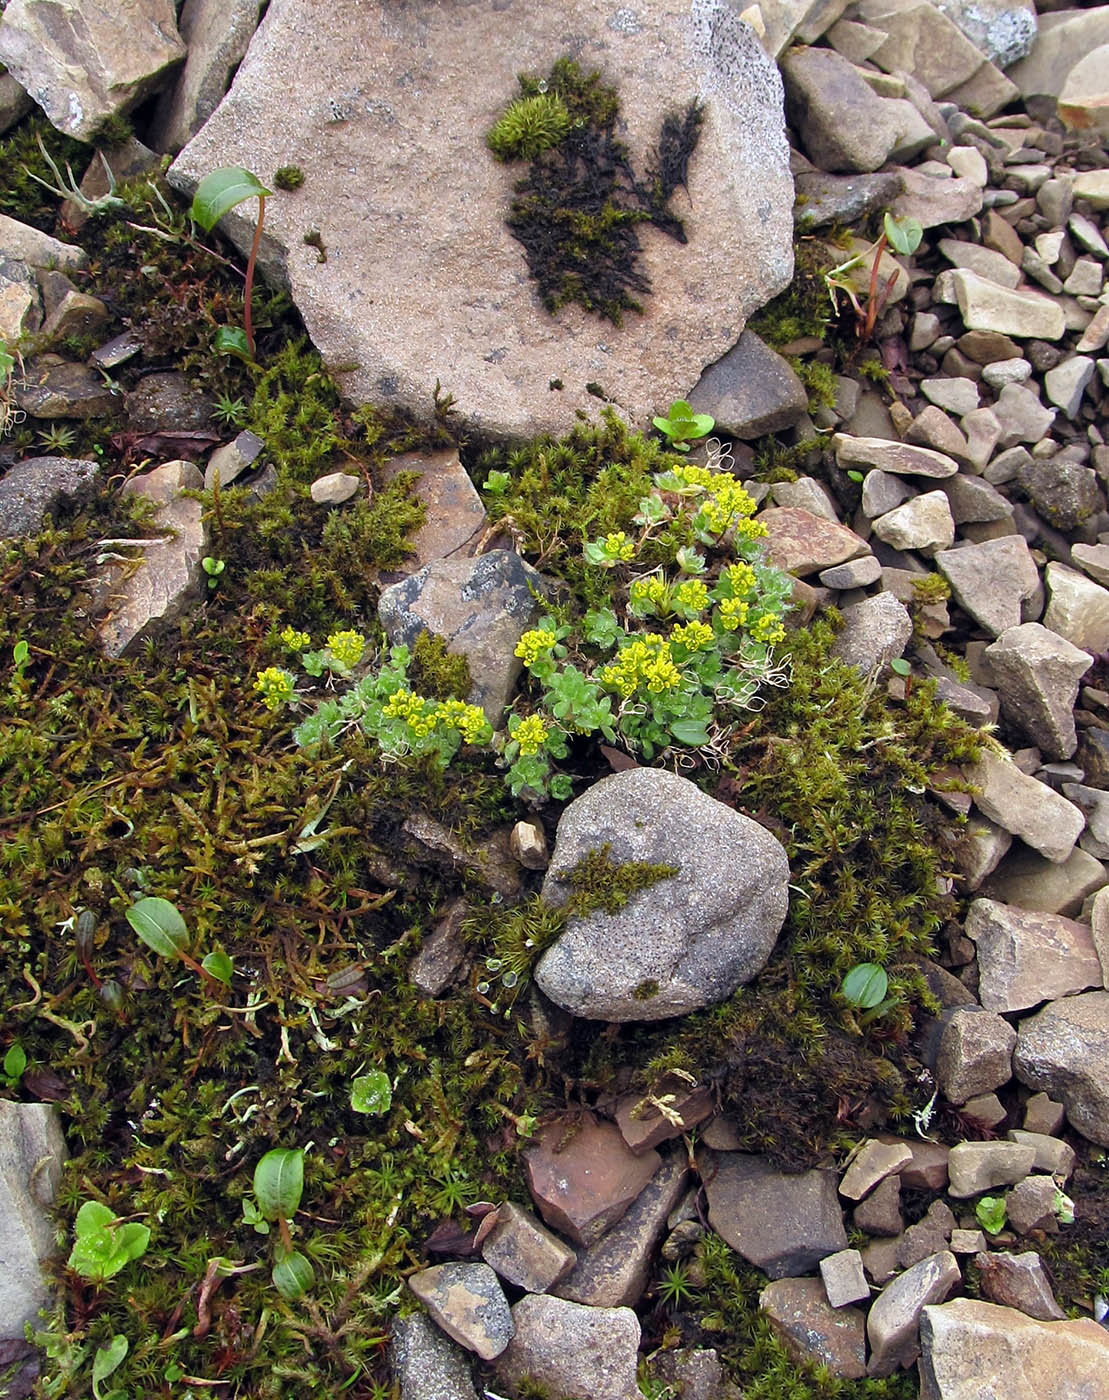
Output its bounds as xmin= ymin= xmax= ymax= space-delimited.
xmin=791 ymin=168 xmax=903 ymax=229
xmin=1006 ymin=1129 xmax=1074 ymax=1180
xmin=866 ymin=1250 xmax=961 ymax=1377
xmin=829 ymin=591 xmax=912 ymax=677
xmin=494 ymin=1294 xmax=642 ymax=1400
xmin=15 ymin=357 xmax=119 ymax=419
xmin=931 ymin=0 xmax=1036 ymax=69
xmin=760 ymin=506 xmax=870 ymax=576
xmin=0 ymin=1102 xmax=67 ymax=1341
xmin=390 ymin=1312 xmax=479 ymax=1400
xmin=703 ymin=1151 xmax=847 ymax=1279
xmin=965 ymin=752 xmax=1085 ymax=864
xmin=1043 ymin=561 xmax=1109 ymax=654
xmin=1013 ymin=991 xmax=1109 ymax=1147
xmin=950 ymin=270 xmax=1065 ymax=342
xmin=781 ymin=45 xmax=932 ymax=173
xmin=936 ymin=1005 xmax=1017 ymax=1105
xmin=919 ymin=1298 xmax=1109 ymax=1400
xmin=94 ymin=460 xmax=208 ymax=658
xmin=1017 ymin=458 xmax=1102 ymax=531
xmin=935 ymin=536 xmax=1040 ymax=637
xmin=839 ymin=1138 xmax=912 ymax=1201
xmin=947 ymin=1141 xmax=1036 ymax=1197
xmin=378 ymin=550 xmax=545 ymax=727
xmin=834 ymin=433 xmax=959 ymax=480
xmin=169 ymin=0 xmax=794 ymax=440
xmin=407 ymin=1263 xmax=513 ymax=1361
xmin=535 ymin=769 xmax=788 ymax=1021
xmin=965 ymin=898 xmax=1103 ymax=1013
xmin=149 ymin=0 xmax=264 ymax=154
xmin=983 ymin=623 xmax=1092 ymax=760
xmin=689 ymin=330 xmax=808 ymax=440
xmin=1003 ymin=1175 xmax=1059 ymax=1236
xmin=379 ymin=449 xmax=486 ymax=575
xmin=309 ymin=471 xmax=360 ymax=505
xmin=0 ymin=0 xmax=186 ymax=140
xmin=0 ymin=455 xmax=98 ymax=540
xmin=871 ymin=491 xmax=956 ymax=555
xmin=481 ymin=1202 xmax=576 ymax=1295
xmin=858 ymin=0 xmax=986 ymax=97
xmin=981 ymin=843 xmax=1105 ymax=918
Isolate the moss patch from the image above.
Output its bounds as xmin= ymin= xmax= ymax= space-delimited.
xmin=488 ymin=57 xmax=703 ymax=324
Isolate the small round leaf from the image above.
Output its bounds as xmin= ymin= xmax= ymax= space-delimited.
xmin=191 ymin=167 xmax=272 ymax=232
xmin=350 ymin=1070 xmax=392 ymax=1116
xmin=841 ymin=962 xmax=889 ymax=1009
xmin=272 ymin=1247 xmax=314 ymax=1301
xmin=125 ymin=897 xmax=189 ymax=959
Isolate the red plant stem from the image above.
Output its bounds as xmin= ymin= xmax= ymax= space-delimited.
xmin=862 ymin=232 xmax=888 ymax=339
xmin=244 ymin=195 xmax=265 ymax=358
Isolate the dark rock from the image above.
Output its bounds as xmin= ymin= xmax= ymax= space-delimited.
xmin=125 ymin=371 xmax=215 ymax=433
xmin=689 ymin=330 xmax=809 ymax=440
xmin=14 ymin=358 xmax=119 ymax=418
xmin=0 ymin=455 xmax=98 ymax=540
xmin=759 ymin=1276 xmax=867 ymax=1379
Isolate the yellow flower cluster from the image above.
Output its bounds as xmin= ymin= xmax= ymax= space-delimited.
xmin=438 ymin=698 xmax=490 ymax=744
xmin=665 ymin=463 xmax=716 ymax=492
xmin=670 ymin=620 xmax=714 ymax=651
xmin=734 ymin=515 xmax=769 ymax=544
xmin=698 ymin=477 xmax=758 ymax=537
xmin=326 ymin=629 xmax=366 ymax=669
xmin=280 ymin=626 xmax=312 ymax=652
xmin=751 ymin=614 xmax=786 ymax=645
xmin=382 ymin=688 xmax=437 ymax=737
xmin=600 ymin=634 xmax=682 ymax=697
xmin=673 ymin=579 xmax=709 ymax=615
xmin=515 ymin=629 xmax=557 ymax=666
xmin=513 ymin=714 xmax=549 ymax=756
xmin=604 ymin=531 xmax=635 ymax=561
xmin=253 ymin=666 xmax=296 ymax=710
xmin=629 ymin=576 xmax=669 ymax=611
xmin=718 ymin=597 xmax=750 ymax=632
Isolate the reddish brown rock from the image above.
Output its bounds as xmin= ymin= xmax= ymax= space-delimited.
xmin=525 ymin=1116 xmax=660 ymax=1247
xmin=760 ymin=1276 xmax=866 ymax=1379
xmin=379 ymin=449 xmax=486 ymax=575
xmin=758 ymin=506 xmax=869 ymax=576
xmin=613 ymin=1082 xmax=713 ymax=1155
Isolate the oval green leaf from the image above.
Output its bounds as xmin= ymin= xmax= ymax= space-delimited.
xmin=191 ymin=166 xmax=272 ymax=232
xmin=201 ymin=949 xmax=233 ymax=984
xmin=3 ymin=1042 xmax=27 ymax=1080
xmin=92 ymin=1335 xmax=128 ymax=1399
xmin=126 ymin=897 xmax=189 ymax=959
xmin=883 ymin=212 xmax=923 ymax=257
xmin=669 ymin=718 xmax=711 ymax=746
xmin=272 ymin=1247 xmax=315 ymax=1301
xmin=253 ymin=1147 xmax=304 ymax=1222
xmin=350 ymin=1070 xmax=392 ymax=1116
xmin=889 ymin=658 xmax=911 ymax=677
xmin=841 ymin=962 xmax=889 ymax=1009
xmin=213 ymin=326 xmax=252 ymax=360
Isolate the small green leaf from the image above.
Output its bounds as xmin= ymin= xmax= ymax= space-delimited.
xmin=272 ymin=1247 xmax=315 ymax=1301
xmin=846 ymin=469 xmax=864 ymax=483
xmin=3 ymin=1042 xmax=27 ymax=1080
xmin=92 ymin=1335 xmax=128 ymax=1400
xmin=191 ymin=166 xmax=272 ymax=232
xmin=201 ymin=949 xmax=233 ymax=984
xmin=12 ymin=639 xmax=29 ymax=667
xmin=350 ymin=1070 xmax=392 ymax=1116
xmin=669 ymin=718 xmax=711 ymax=746
xmin=126 ymin=897 xmax=189 ymax=960
xmin=253 ymin=1148 xmax=304 ymax=1222
xmin=883 ymin=211 xmax=923 ymax=257
xmin=889 ymin=658 xmax=911 ymax=677
xmin=841 ymin=962 xmax=888 ymax=1010
xmin=213 ymin=326 xmax=252 ymax=360
xmin=975 ymin=1195 xmax=1007 ymax=1235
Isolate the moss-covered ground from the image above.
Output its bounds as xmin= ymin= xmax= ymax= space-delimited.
xmin=0 ymin=116 xmax=1104 ymax=1400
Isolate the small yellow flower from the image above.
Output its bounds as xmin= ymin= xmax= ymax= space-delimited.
xmin=718 ymin=597 xmax=749 ymax=632
xmin=674 ymin=579 xmax=709 ymax=616
xmin=514 ymin=714 xmax=549 ymax=756
xmin=515 ymin=629 xmax=557 ymax=666
xmin=752 ymin=614 xmax=786 ymax=645
xmin=629 ymin=576 xmax=670 ymax=613
xmin=604 ymin=531 xmax=635 ymax=561
xmin=325 ymin=629 xmax=366 ymax=669
xmin=723 ymin=562 xmax=757 ymax=596
xmin=253 ymin=667 xmax=296 ymax=710
xmin=280 ymin=625 xmax=312 ymax=652
xmin=670 ymin=620 xmax=714 ymax=652
xmin=440 ymin=698 xmax=491 ymax=744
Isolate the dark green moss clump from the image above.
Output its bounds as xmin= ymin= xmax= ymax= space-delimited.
xmin=488 ymin=57 xmax=703 ymax=324
xmin=273 ymin=164 xmax=305 ymax=191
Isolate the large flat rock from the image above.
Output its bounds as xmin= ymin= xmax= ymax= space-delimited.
xmin=169 ymin=0 xmax=793 ymax=439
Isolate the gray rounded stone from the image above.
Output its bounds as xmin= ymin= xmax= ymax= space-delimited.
xmin=535 ymin=768 xmax=789 ymax=1021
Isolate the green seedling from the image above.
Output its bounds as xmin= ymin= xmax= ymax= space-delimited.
xmin=975 ymin=1195 xmax=1007 ymax=1236
xmin=825 ymin=210 xmax=924 ymax=341
xmin=191 ymin=166 xmax=273 ymax=359
xmin=91 ymin=1335 xmax=128 ymax=1400
xmin=1 ymin=1042 xmax=26 ymax=1089
xmin=481 ymin=469 xmax=511 ymax=495
xmin=245 ymin=1147 xmax=315 ymax=1300
xmin=202 ymin=556 xmax=226 ymax=589
xmin=840 ymin=961 xmax=900 ymax=1026
xmin=68 ymin=1200 xmax=150 ymax=1284
xmin=125 ymin=896 xmax=233 ymax=986
xmin=652 ymin=399 xmax=714 ymax=452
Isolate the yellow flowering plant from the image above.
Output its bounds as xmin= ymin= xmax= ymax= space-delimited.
xmin=505 ymin=457 xmax=795 ymax=797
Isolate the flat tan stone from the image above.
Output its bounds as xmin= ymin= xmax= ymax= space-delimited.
xmin=758 ymin=506 xmax=869 ymax=575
